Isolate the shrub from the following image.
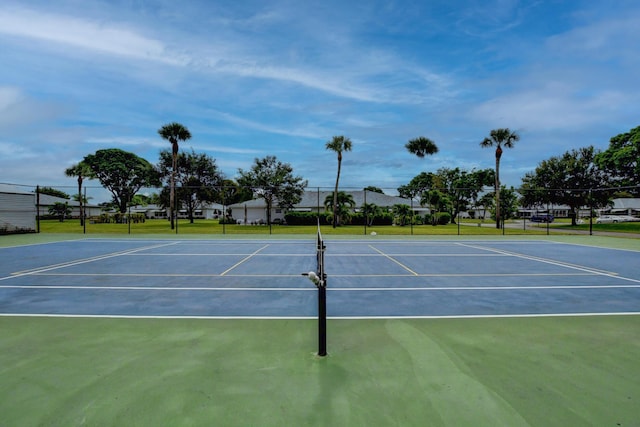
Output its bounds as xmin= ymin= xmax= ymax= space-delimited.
xmin=284 ymin=211 xmax=324 ymax=225
xmin=435 ymin=212 xmax=451 ymax=225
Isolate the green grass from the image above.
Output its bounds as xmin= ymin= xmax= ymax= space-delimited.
xmin=1 ymin=316 xmax=638 ymax=426
xmin=553 ymin=221 xmax=640 ymax=233
xmin=37 ymin=219 xmax=560 ymax=236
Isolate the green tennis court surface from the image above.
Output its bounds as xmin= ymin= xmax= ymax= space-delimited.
xmin=1 ymin=234 xmax=639 ymax=425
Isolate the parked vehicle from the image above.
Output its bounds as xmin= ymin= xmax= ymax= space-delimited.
xmin=596 ymin=215 xmax=639 ymax=224
xmin=530 ymin=213 xmax=554 ymax=223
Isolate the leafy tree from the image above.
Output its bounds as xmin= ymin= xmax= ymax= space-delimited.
xmin=406 ymin=136 xmax=438 ymax=158
xmin=130 ymin=194 xmax=152 ymax=206
xmin=323 ymin=191 xmax=355 ymax=226
xmin=364 ymin=186 xmax=384 ymax=194
xmin=48 ymin=202 xmax=71 ymax=222
xmin=520 ymin=146 xmax=611 ymax=225
xmin=236 ymin=156 xmax=307 ymax=225
xmin=83 ymin=148 xmax=159 ymax=213
xmin=430 ymin=168 xmax=494 ymax=224
xmin=397 ymin=172 xmax=435 ymax=199
xmin=399 ymin=168 xmax=493 ymax=224
xmin=37 ymin=187 xmax=70 ymax=199
xmin=594 ymin=125 xmax=640 ymax=195
xmin=219 ymin=179 xmax=253 ymax=206
xmin=326 ymin=135 xmax=353 ymax=228
xmin=65 ymin=162 xmax=94 ymax=226
xmin=477 ymin=192 xmax=495 ymax=221
xmin=422 ymin=189 xmax=452 ymax=225
xmin=497 ymin=187 xmax=519 ymax=221
xmin=157 ymin=149 xmax=224 ymax=223
xmin=158 ymin=122 xmax=192 ymax=229
xmin=480 ymin=128 xmax=520 ymax=228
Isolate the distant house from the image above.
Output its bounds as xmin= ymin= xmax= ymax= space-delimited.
xmin=36 ymin=193 xmax=102 ymax=219
xmin=605 ymin=198 xmax=640 ymax=216
xmin=518 ymin=204 xmax=572 ymax=219
xmin=0 ymin=184 xmax=36 ymax=233
xmin=127 ymin=203 xmax=225 ymax=220
xmin=227 ymin=190 xmax=424 ymax=224
xmin=518 ymin=198 xmax=640 ymax=219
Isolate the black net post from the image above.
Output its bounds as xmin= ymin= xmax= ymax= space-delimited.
xmin=317 ymin=229 xmax=327 ymax=357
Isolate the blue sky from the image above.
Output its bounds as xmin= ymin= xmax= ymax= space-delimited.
xmin=1 ymin=0 xmax=639 ymax=199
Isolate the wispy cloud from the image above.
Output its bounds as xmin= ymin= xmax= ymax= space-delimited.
xmin=0 ymin=5 xmax=453 ymax=106
xmin=0 ymin=6 xmax=181 ymax=65
xmin=1 ymin=1 xmax=638 ymax=193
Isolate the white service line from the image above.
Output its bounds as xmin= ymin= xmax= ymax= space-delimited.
xmin=220 ymin=244 xmax=270 ymax=276
xmin=368 ymin=245 xmax=419 ymax=276
xmin=455 ymin=242 xmax=620 ymax=276
xmin=4 ymin=242 xmax=181 ymax=281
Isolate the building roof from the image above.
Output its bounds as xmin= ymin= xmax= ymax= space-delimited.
xmin=0 ymin=183 xmax=33 ymax=195
xmin=611 ymin=198 xmax=640 ymax=209
xmin=228 ymin=189 xmax=415 ymax=210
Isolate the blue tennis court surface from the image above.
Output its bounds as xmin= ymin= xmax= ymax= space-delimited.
xmin=1 ymin=238 xmax=639 ymax=318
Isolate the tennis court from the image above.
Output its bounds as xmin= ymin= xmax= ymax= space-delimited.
xmin=1 ymin=235 xmax=639 ymax=426
xmin=1 ymin=237 xmax=639 ymax=318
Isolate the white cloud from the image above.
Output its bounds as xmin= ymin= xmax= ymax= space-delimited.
xmin=546 ymin=13 xmax=640 ymax=60
xmin=0 ymin=141 xmax=37 ymax=159
xmin=471 ymin=84 xmax=629 ymax=130
xmin=0 ymin=86 xmax=61 ymax=130
xmin=0 ymin=6 xmax=181 ymax=65
xmin=0 ymin=5 xmax=452 ymax=106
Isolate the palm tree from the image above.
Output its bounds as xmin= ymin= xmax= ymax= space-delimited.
xmin=392 ymin=204 xmax=412 ymax=226
xmin=406 ymin=137 xmax=438 ymax=226
xmin=361 ymin=202 xmax=381 ymax=226
xmin=65 ymin=162 xmax=93 ymax=226
xmin=326 ymin=135 xmax=352 ymax=228
xmin=405 ymin=136 xmax=439 ymax=158
xmin=158 ymin=122 xmax=192 ymax=229
xmin=480 ymin=128 xmax=520 ymax=229
xmin=323 ymin=191 xmax=355 ymax=226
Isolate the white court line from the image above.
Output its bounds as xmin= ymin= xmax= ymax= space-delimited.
xmin=126 ymin=253 xmax=312 ymax=256
xmin=1 ymin=284 xmax=639 ymax=291
xmin=368 ymin=245 xmax=419 ymax=276
xmin=1 ymin=312 xmax=639 ymax=320
xmin=4 ymin=242 xmax=181 ymax=280
xmin=219 ymin=244 xmax=270 ymax=276
xmin=17 ymin=272 xmax=598 ymax=278
xmin=323 ymin=253 xmax=509 ymax=257
xmin=0 ymin=285 xmax=315 ymax=291
xmin=455 ymin=242 xmax=620 ymax=276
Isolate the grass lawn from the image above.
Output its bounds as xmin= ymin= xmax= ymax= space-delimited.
xmin=1 ymin=316 xmax=638 ymax=426
xmin=37 ymin=219 xmax=562 ymax=236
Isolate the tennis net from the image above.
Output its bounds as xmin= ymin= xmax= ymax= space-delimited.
xmin=316 ymin=222 xmax=325 ymax=283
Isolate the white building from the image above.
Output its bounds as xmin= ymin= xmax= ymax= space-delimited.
xmin=128 ymin=203 xmax=225 ymax=220
xmin=606 ymin=198 xmax=640 ymax=216
xmin=0 ymin=184 xmax=36 ymax=233
xmin=36 ymin=193 xmax=103 ymax=219
xmin=227 ymin=190 xmax=423 ymax=224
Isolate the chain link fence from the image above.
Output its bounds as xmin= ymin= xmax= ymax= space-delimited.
xmin=2 ymin=182 xmax=638 ymax=236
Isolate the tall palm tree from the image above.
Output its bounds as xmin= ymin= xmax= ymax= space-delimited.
xmin=158 ymin=122 xmax=192 ymax=229
xmin=406 ymin=136 xmax=438 ymax=226
xmin=405 ymin=136 xmax=439 ymax=158
xmin=65 ymin=162 xmax=93 ymax=226
xmin=325 ymin=135 xmax=352 ymax=228
xmin=480 ymin=128 xmax=520 ymax=228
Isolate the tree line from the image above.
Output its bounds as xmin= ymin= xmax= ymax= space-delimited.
xmin=62 ymin=123 xmax=639 ymax=227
